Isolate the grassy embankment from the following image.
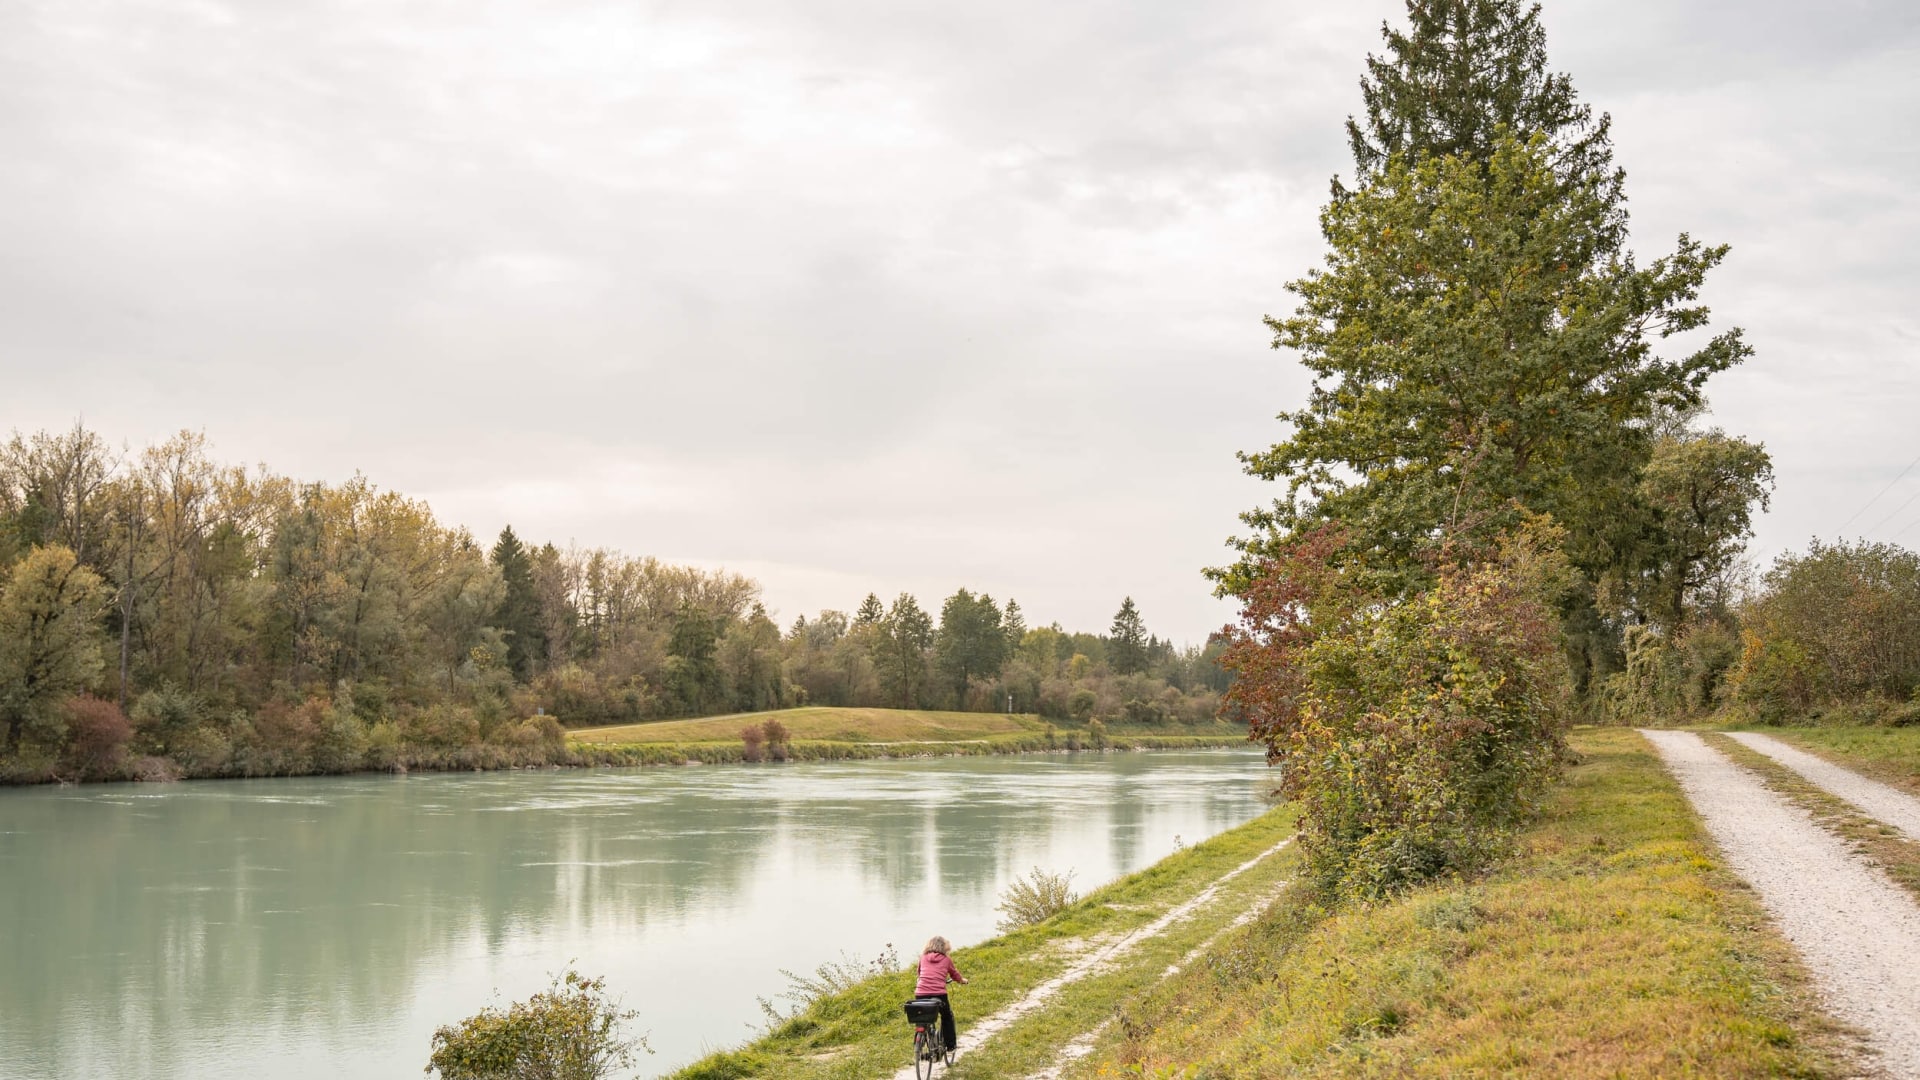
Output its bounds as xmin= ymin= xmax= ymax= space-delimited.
xmin=669 ymin=806 xmax=1302 ymax=1080
xmin=566 ymin=707 xmax=1250 ymax=768
xmin=672 ymin=728 xmax=1857 ymax=1079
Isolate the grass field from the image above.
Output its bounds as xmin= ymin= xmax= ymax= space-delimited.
xmin=660 ymin=727 xmax=1856 ymax=1079
xmin=569 ymin=706 xmax=1246 ymax=747
xmin=569 ymin=707 xmax=1048 ymax=745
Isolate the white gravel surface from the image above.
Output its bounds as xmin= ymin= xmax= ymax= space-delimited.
xmin=1727 ymin=731 xmax=1920 ymax=839
xmin=1642 ymin=729 xmax=1920 ymax=1078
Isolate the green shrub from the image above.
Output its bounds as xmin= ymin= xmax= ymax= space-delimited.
xmin=427 ymin=970 xmax=647 ymax=1080
xmin=364 ymin=720 xmax=404 ymax=771
xmin=131 ymin=684 xmax=203 ymax=758
xmin=1730 ymin=540 xmax=1920 ymax=716
xmin=995 ymin=867 xmax=1080 ymax=931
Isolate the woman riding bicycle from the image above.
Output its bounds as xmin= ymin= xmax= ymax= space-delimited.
xmin=914 ymin=935 xmax=968 ymax=1053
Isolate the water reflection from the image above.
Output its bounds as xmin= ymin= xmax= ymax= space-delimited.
xmin=0 ymin=750 xmax=1269 ymax=1079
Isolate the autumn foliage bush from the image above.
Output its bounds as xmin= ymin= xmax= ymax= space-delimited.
xmin=1727 ymin=540 xmax=1920 ymax=722
xmin=1221 ymin=524 xmax=1573 ymax=899
xmin=60 ymin=695 xmax=132 ymax=778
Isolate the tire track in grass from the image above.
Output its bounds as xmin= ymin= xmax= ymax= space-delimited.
xmin=1642 ymin=729 xmax=1920 ymax=1078
xmin=886 ymin=838 xmax=1293 ymax=1080
xmin=1023 ymin=878 xmax=1293 ymax=1080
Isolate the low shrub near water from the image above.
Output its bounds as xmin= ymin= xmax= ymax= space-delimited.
xmin=756 ymin=944 xmax=901 ymax=1029
xmin=995 ymin=867 xmax=1080 ymax=932
xmin=427 ymin=970 xmax=648 ymax=1080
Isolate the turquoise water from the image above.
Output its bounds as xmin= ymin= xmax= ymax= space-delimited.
xmin=0 ymin=749 xmax=1271 ymax=1078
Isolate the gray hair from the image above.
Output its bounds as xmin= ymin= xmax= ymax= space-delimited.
xmin=923 ymin=936 xmax=951 ymax=955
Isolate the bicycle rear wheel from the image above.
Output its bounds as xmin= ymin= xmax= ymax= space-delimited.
xmin=913 ymin=1027 xmax=934 ymax=1079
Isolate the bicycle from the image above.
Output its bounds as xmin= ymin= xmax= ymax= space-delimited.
xmin=903 ymin=997 xmax=954 ymax=1076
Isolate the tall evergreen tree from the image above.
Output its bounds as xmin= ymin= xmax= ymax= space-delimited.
xmin=490 ymin=526 xmax=545 ymax=680
xmin=1343 ymin=0 xmax=1615 ymax=190
xmin=1109 ymin=598 xmax=1148 ymax=676
xmin=1224 ymin=0 xmax=1748 ymax=618
xmin=853 ymin=593 xmax=886 ymax=627
xmin=665 ymin=604 xmax=723 ymax=715
xmin=1001 ymin=599 xmax=1028 ymax=653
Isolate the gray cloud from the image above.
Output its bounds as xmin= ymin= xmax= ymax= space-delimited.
xmin=3 ymin=0 xmax=1916 ymax=640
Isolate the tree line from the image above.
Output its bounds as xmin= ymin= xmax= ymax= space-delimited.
xmin=0 ymin=424 xmax=1225 ymax=783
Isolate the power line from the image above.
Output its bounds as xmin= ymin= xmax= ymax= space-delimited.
xmin=1865 ymin=488 xmax=1920 ymax=535
xmin=1837 ymin=446 xmax=1920 ymax=533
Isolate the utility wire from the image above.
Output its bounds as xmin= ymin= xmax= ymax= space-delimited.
xmin=1865 ymin=488 xmax=1920 ymax=535
xmin=1838 ymin=446 xmax=1920 ymax=533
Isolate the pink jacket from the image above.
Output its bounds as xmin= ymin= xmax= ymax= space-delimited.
xmin=915 ymin=951 xmax=963 ymax=996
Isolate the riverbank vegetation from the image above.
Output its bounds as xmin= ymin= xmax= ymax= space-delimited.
xmin=1075 ymin=729 xmax=1849 ymax=1078
xmin=663 ymin=806 xmax=1302 ymax=1080
xmin=0 ymin=428 xmax=1225 ymax=784
xmin=654 ymin=730 xmax=1847 ymax=1079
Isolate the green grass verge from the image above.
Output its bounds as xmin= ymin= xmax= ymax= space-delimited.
xmin=1750 ymin=727 xmax=1920 ymax=797
xmin=566 ymin=707 xmax=1252 ymax=768
xmin=664 ymin=807 xmax=1301 ymax=1080
xmin=668 ymin=728 xmax=1861 ymax=1079
xmin=571 ymin=708 xmax=1045 ymax=745
xmin=1068 ymin=727 xmax=1854 ymax=1079
xmin=571 ymin=707 xmax=1247 ymax=747
xmin=567 ymin=732 xmax=1251 ymax=770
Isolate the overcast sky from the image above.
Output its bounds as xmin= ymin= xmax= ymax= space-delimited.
xmin=3 ymin=0 xmax=1917 ymax=643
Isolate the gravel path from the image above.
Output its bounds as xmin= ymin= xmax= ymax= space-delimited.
xmin=1641 ymin=729 xmax=1920 ymax=1077
xmin=1727 ymin=731 xmax=1920 ymax=838
xmin=888 ymin=838 xmax=1291 ymax=1080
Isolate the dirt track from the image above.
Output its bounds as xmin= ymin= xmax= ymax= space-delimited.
xmin=1642 ymin=729 xmax=1920 ymax=1078
xmin=1727 ymin=731 xmax=1920 ymax=838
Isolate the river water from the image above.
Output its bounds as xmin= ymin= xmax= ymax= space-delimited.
xmin=0 ymin=749 xmax=1271 ymax=1079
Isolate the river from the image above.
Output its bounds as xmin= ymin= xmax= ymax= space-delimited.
xmin=0 ymin=749 xmax=1272 ymax=1078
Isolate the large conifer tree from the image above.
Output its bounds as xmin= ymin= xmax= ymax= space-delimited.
xmin=490 ymin=526 xmax=545 ymax=680
xmin=1224 ymin=0 xmax=1749 ymax=608
xmin=1343 ymin=0 xmax=1615 ymax=190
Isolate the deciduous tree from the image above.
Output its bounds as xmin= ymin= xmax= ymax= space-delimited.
xmin=878 ymin=593 xmax=933 ymax=709
xmin=934 ymin=589 xmax=1007 ymax=706
xmin=0 ymin=546 xmax=109 ymax=754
